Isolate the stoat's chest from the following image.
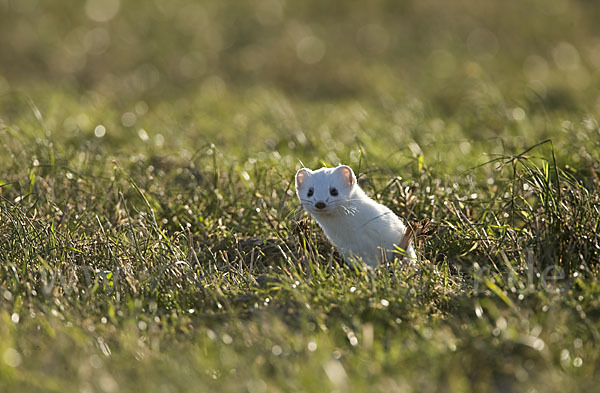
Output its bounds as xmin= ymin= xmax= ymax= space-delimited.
xmin=312 ymin=204 xmax=397 ymax=247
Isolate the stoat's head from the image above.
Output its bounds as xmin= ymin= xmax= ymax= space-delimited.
xmin=295 ymin=165 xmax=356 ymax=215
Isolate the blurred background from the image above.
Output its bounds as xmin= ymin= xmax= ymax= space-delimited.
xmin=1 ymin=0 xmax=599 ymax=113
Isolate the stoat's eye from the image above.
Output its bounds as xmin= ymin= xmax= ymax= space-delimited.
xmin=307 ymin=187 xmax=314 ymax=197
xmin=329 ymin=187 xmax=338 ymax=196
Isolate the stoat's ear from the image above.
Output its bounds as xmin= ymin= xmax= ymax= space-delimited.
xmin=334 ymin=165 xmax=356 ymax=187
xmin=295 ymin=168 xmax=310 ymax=190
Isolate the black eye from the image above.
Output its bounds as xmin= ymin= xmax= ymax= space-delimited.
xmin=330 ymin=187 xmax=338 ymax=196
xmin=307 ymin=187 xmax=314 ymax=197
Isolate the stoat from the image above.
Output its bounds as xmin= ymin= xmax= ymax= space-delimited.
xmin=295 ymin=165 xmax=416 ymax=267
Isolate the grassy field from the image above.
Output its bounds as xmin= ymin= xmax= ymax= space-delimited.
xmin=1 ymin=0 xmax=600 ymax=392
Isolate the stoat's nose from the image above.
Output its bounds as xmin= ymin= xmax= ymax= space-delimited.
xmin=315 ymin=201 xmax=326 ymax=209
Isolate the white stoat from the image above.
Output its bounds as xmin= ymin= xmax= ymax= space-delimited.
xmin=295 ymin=165 xmax=416 ymax=267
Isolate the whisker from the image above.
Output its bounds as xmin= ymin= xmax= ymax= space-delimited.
xmin=334 ymin=204 xmax=357 ymax=216
xmin=329 ymin=200 xmax=356 ymax=208
xmin=329 ymin=198 xmax=366 ymax=205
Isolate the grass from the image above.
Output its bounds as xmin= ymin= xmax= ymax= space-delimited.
xmin=1 ymin=0 xmax=600 ymax=392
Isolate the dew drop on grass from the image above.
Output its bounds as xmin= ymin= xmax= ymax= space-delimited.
xmin=496 ymin=317 xmax=507 ymax=330
xmin=530 ymin=325 xmax=542 ymax=337
xmin=94 ymin=125 xmax=106 ymax=138
xmin=296 ymin=35 xmax=326 ymax=65
xmin=137 ymin=128 xmax=149 ymax=142
xmin=99 ymin=374 xmax=119 ymax=393
xmin=459 ymin=141 xmax=472 ymax=154
xmin=422 ymin=328 xmax=433 ymax=339
xmin=85 ymin=0 xmax=120 ymax=22
xmin=514 ymin=367 xmax=528 ymax=382
xmin=89 ymin=354 xmax=102 ymax=369
xmin=512 ymin=107 xmax=526 ymax=121
xmin=347 ymin=333 xmax=358 ymax=346
xmin=135 ymin=101 xmax=148 ymax=115
xmin=246 ymin=378 xmax=267 ymax=393
xmin=2 ymin=348 xmax=22 ymax=367
xmin=532 ymin=338 xmax=545 ymax=351
xmin=222 ymin=334 xmax=233 ymax=344
xmin=121 ymin=112 xmax=136 ymax=127
xmin=474 ymin=304 xmax=483 ymax=318
xmin=271 ymin=345 xmax=282 ymax=356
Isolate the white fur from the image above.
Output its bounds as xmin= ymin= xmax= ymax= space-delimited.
xmin=295 ymin=165 xmax=416 ymax=267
